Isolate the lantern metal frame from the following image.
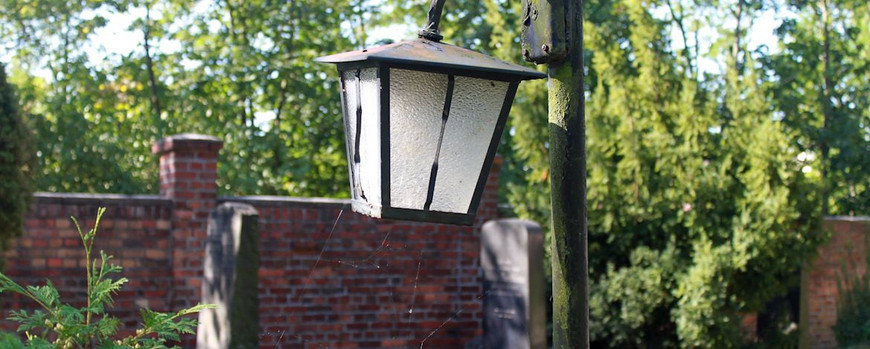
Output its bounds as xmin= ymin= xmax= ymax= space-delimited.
xmin=317 ymin=20 xmax=544 ymax=226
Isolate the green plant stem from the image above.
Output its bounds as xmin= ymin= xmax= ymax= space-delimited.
xmin=72 ymin=216 xmax=93 ymax=327
xmin=73 ymin=207 xmax=105 ymax=327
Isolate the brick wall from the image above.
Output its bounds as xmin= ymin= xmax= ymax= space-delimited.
xmin=803 ymin=217 xmax=870 ymax=349
xmin=232 ymin=197 xmax=486 ymax=347
xmin=5 ymin=133 xmax=870 ymax=348
xmin=1 ymin=134 xmax=499 ymax=348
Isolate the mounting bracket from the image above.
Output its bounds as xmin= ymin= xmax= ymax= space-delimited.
xmin=520 ymin=0 xmax=568 ymax=65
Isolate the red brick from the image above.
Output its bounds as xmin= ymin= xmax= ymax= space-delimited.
xmin=46 ymin=258 xmax=62 ymax=268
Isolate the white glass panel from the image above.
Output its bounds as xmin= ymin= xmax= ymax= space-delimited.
xmin=430 ymin=76 xmax=509 ymax=213
xmin=341 ymin=67 xmax=382 ymax=216
xmin=389 ymin=69 xmax=447 ymax=210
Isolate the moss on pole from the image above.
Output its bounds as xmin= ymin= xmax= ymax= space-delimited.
xmin=545 ymin=1 xmax=588 ymax=348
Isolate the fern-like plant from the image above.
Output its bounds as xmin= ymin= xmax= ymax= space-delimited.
xmin=0 ymin=207 xmax=214 ymax=348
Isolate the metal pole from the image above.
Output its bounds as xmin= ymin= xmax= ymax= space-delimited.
xmin=546 ymin=1 xmax=588 ymax=348
xmin=416 ymin=0 xmax=588 ymax=345
xmin=418 ymin=0 xmax=447 ymax=42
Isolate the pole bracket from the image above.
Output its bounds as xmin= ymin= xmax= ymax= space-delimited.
xmin=418 ymin=0 xmax=447 ymax=42
xmin=521 ymin=0 xmax=568 ymax=64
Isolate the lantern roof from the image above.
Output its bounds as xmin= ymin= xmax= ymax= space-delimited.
xmin=315 ymin=38 xmax=546 ymax=80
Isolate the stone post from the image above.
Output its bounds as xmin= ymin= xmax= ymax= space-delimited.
xmin=481 ymin=219 xmax=547 ymax=349
xmin=197 ymin=203 xmax=260 ymax=349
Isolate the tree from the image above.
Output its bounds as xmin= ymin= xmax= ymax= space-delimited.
xmin=0 ymin=0 xmax=372 ymax=197
xmin=765 ymin=0 xmax=870 ymax=215
xmin=390 ymin=0 xmax=825 ymax=346
xmin=2 ymin=0 xmax=150 ymax=193
xmin=0 ymin=62 xmax=34 ymax=270
xmin=584 ymin=0 xmax=823 ymax=345
xmin=161 ymin=0 xmax=364 ymax=196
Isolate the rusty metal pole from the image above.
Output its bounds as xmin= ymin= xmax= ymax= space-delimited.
xmin=521 ymin=0 xmax=588 ymax=347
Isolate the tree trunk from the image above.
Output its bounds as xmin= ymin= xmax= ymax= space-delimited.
xmin=144 ymin=4 xmax=162 ymax=119
xmin=821 ymin=0 xmax=833 ymax=215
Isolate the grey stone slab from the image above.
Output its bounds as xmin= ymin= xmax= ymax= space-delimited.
xmin=481 ymin=219 xmax=546 ymax=349
xmin=197 ymin=203 xmax=260 ymax=349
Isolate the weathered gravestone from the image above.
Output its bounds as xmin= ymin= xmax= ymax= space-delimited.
xmin=197 ymin=203 xmax=260 ymax=349
xmin=481 ymin=219 xmax=546 ymax=349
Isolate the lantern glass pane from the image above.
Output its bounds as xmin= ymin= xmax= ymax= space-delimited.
xmin=429 ymin=76 xmax=509 ymax=213
xmin=388 ymin=68 xmax=448 ymax=210
xmin=341 ymin=67 xmax=381 ymax=214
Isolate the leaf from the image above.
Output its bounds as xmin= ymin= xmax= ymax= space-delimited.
xmin=0 ymin=332 xmax=25 ymax=349
xmin=132 ymin=303 xmax=215 ymax=345
xmin=0 ymin=274 xmax=29 ymax=296
xmin=94 ymin=316 xmax=121 ymax=338
xmin=25 ymin=281 xmax=60 ymax=309
xmin=11 ymin=309 xmax=46 ymax=333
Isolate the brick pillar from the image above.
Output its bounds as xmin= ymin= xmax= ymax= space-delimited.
xmin=803 ymin=218 xmax=870 ymax=348
xmin=474 ymin=155 xmax=503 ymax=227
xmin=152 ymin=133 xmax=223 ymax=310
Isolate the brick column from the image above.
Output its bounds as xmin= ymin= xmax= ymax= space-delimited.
xmin=803 ymin=218 xmax=870 ymax=348
xmin=152 ymin=134 xmax=223 ymax=310
xmin=474 ymin=155 xmax=503 ymax=227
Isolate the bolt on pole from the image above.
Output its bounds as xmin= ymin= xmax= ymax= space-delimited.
xmin=521 ymin=0 xmax=588 ymax=348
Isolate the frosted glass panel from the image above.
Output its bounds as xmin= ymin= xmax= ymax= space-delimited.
xmin=340 ymin=71 xmax=357 ymax=201
xmin=341 ymin=67 xmax=381 ymax=216
xmin=429 ymin=76 xmax=509 ymax=213
xmin=389 ymin=69 xmax=447 ymax=210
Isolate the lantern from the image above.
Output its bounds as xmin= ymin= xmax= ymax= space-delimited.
xmin=316 ymin=34 xmax=544 ymax=225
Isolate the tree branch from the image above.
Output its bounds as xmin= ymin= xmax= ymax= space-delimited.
xmin=143 ymin=2 xmax=162 ymax=119
xmin=666 ymin=0 xmax=695 ymax=77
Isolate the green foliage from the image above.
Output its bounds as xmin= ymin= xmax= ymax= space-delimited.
xmin=765 ymin=0 xmax=870 ymax=215
xmin=833 ymin=230 xmax=870 ymax=347
xmin=0 ymin=208 xmax=214 ymax=348
xmin=0 ymin=332 xmax=25 ymax=349
xmin=2 ymin=0 xmax=370 ymax=196
xmin=0 ymin=62 xmax=35 ymax=270
xmin=380 ymin=0 xmax=828 ymax=346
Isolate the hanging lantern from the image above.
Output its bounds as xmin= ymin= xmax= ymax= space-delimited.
xmin=316 ymin=3 xmax=544 ymax=225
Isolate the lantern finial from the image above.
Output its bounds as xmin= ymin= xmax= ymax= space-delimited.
xmin=417 ymin=0 xmax=446 ymax=42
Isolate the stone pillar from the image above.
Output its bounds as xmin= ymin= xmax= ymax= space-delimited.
xmin=152 ymin=133 xmax=223 ymax=310
xmin=481 ymin=219 xmax=547 ymax=349
xmin=197 ymin=203 xmax=260 ymax=349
